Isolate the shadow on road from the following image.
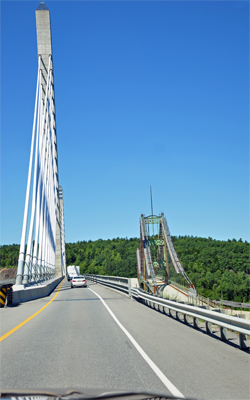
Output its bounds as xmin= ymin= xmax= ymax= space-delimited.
xmin=136 ymin=298 xmax=250 ymax=353
xmin=5 ymin=303 xmax=21 ymax=308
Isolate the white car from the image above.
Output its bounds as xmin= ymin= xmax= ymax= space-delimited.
xmin=71 ymin=275 xmax=87 ymax=288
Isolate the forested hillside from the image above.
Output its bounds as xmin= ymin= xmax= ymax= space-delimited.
xmin=66 ymin=238 xmax=138 ymax=278
xmin=172 ymin=236 xmax=249 ymax=302
xmin=1 ymin=236 xmax=249 ymax=302
xmin=0 ymin=244 xmax=19 ymax=268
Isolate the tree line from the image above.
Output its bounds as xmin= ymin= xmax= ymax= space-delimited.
xmin=0 ymin=236 xmax=249 ymax=302
xmin=171 ymin=236 xmax=249 ymax=302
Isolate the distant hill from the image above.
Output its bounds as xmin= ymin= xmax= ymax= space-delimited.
xmin=0 ymin=244 xmax=19 ymax=269
xmin=1 ymin=236 xmax=249 ymax=302
xmin=172 ymin=236 xmax=249 ymax=302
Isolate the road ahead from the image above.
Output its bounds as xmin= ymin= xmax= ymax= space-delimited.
xmin=1 ymin=279 xmax=249 ymax=400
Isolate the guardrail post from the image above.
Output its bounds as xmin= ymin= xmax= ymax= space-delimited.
xmin=238 ymin=315 xmax=248 ymax=350
xmin=239 ymin=333 xmax=248 ymax=350
xmin=169 ymin=308 xmax=175 ymax=318
xmin=206 ymin=321 xmax=213 ymax=335
xmin=128 ymin=279 xmax=131 ymax=297
xmin=194 ymin=305 xmax=206 ymax=329
xmin=176 ymin=302 xmax=184 ymax=320
xmin=213 ymin=309 xmax=228 ymax=341
xmin=194 ymin=305 xmax=211 ymax=334
xmin=193 ymin=316 xmax=199 ymax=329
xmin=220 ymin=326 xmax=228 ymax=341
xmin=168 ymin=299 xmax=176 ymax=317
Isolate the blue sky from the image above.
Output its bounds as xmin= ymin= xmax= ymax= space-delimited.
xmin=1 ymin=0 xmax=249 ymax=245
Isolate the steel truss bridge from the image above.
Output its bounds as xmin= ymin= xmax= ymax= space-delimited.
xmin=137 ymin=213 xmax=196 ymax=295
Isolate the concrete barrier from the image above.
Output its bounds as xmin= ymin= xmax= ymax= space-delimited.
xmin=12 ymin=276 xmax=63 ymax=305
xmin=0 ymin=284 xmax=14 ymax=307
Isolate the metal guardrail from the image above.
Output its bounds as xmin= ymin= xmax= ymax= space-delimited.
xmin=213 ymin=300 xmax=250 ymax=309
xmin=131 ymin=287 xmax=250 ymax=350
xmin=85 ymin=274 xmax=131 ymax=296
xmin=168 ymin=283 xmax=218 ymax=309
xmin=187 ymin=293 xmax=250 ymax=310
xmin=187 ymin=292 xmax=218 ymax=308
xmin=169 ymin=281 xmax=189 ymax=293
xmin=169 ymin=282 xmax=243 ymax=310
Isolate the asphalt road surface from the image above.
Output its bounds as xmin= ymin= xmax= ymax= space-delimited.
xmin=0 ymin=279 xmax=249 ymax=400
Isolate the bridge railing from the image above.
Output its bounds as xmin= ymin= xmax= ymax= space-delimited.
xmin=15 ymin=261 xmax=56 ymax=286
xmin=169 ymin=282 xmax=247 ymax=310
xmin=85 ymin=274 xmax=132 ymax=296
xmin=213 ymin=299 xmax=250 ymax=310
xmin=131 ymin=287 xmax=250 ymax=350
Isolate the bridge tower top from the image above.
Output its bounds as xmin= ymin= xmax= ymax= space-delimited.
xmin=35 ymin=1 xmax=53 ymax=100
xmin=36 ymin=1 xmax=52 ymax=55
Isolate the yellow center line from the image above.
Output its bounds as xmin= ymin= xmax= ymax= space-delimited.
xmin=0 ymin=278 xmax=65 ymax=342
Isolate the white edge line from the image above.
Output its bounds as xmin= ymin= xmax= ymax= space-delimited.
xmin=89 ymin=287 xmax=185 ymax=399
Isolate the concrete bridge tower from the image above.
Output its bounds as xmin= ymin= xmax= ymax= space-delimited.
xmin=35 ymin=1 xmax=63 ymax=277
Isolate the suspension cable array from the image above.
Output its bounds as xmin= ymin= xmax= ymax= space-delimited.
xmin=16 ymin=2 xmax=65 ymax=285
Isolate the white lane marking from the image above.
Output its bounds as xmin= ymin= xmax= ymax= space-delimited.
xmin=89 ymin=288 xmax=185 ymax=399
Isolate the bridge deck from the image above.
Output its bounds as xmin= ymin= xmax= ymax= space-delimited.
xmin=0 ymin=280 xmax=249 ymax=399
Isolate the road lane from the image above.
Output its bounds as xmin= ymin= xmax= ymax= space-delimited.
xmin=0 ymin=279 xmax=64 ymax=338
xmin=0 ymin=280 xmax=173 ymax=396
xmin=88 ymin=287 xmax=183 ymax=398
xmin=87 ymin=282 xmax=250 ymax=400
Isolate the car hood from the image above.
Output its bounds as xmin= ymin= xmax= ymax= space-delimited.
xmin=0 ymin=388 xmax=188 ymax=400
